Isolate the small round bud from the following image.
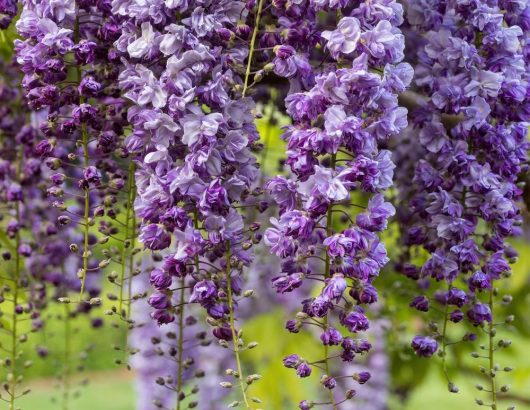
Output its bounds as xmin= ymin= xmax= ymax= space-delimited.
xmin=448 ymin=382 xmax=459 ymax=393
xmin=99 ymin=259 xmax=111 ymax=268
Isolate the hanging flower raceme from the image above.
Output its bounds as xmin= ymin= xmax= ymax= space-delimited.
xmin=394 ymin=0 xmax=529 ymax=405
xmin=0 ymin=61 xmax=35 ymax=410
xmin=0 ymin=60 xmax=62 ymax=410
xmin=113 ymin=0 xmax=265 ymax=407
xmin=14 ymin=0 xmax=132 ymax=306
xmin=261 ymin=1 xmax=411 ymax=408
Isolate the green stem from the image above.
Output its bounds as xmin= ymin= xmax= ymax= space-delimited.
xmin=440 ymin=284 xmax=451 ymax=382
xmin=488 ymin=287 xmax=497 ymax=409
xmin=323 ymin=154 xmax=337 ymax=410
xmin=258 ymin=101 xmax=275 ymax=186
xmin=62 ymin=304 xmax=71 ymax=410
xmin=242 ymin=0 xmax=265 ymax=97
xmin=126 ymin=188 xmax=137 ymax=322
xmin=9 ymin=147 xmax=24 ymax=410
xmin=79 ymin=123 xmax=90 ymax=301
xmin=175 ymin=210 xmax=199 ymax=410
xmin=74 ymin=7 xmax=90 ymax=302
xmin=226 ymin=242 xmax=252 ymax=409
xmin=9 ymin=203 xmax=21 ymax=410
xmin=119 ymin=162 xmax=136 ymax=319
xmin=118 ymin=162 xmax=137 ymax=366
xmin=175 ymin=276 xmax=186 ymax=410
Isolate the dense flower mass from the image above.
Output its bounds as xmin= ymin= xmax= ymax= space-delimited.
xmin=394 ymin=0 xmax=530 ymax=405
xmin=0 ymin=0 xmax=16 ymax=29
xmin=0 ymin=0 xmax=528 ymax=409
xmin=112 ymin=0 xmax=266 ymax=406
xmin=14 ymin=0 xmax=131 ymax=304
xmin=261 ymin=0 xmax=411 ymax=406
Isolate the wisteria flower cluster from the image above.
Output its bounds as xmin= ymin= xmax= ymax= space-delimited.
xmin=0 ymin=0 xmax=529 ymax=409
xmin=395 ymin=0 xmax=530 ymax=407
xmin=261 ymin=1 xmax=410 ymax=408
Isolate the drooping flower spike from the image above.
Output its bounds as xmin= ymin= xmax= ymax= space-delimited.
xmin=262 ymin=0 xmax=411 ymax=407
xmin=395 ymin=0 xmax=530 ymax=405
xmin=114 ymin=0 xmax=267 ymax=406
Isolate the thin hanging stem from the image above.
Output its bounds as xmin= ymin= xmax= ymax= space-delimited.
xmin=62 ymin=303 xmax=71 ymax=410
xmin=488 ymin=287 xmax=497 ymax=408
xmin=117 ymin=162 xmax=137 ymax=365
xmin=8 ymin=145 xmax=24 ymax=410
xmin=322 ymin=154 xmax=337 ymax=410
xmin=242 ymin=0 xmax=265 ymax=97
xmin=175 ymin=209 xmax=198 ymax=410
xmin=440 ymin=283 xmax=451 ymax=383
xmin=119 ymin=162 xmax=136 ymax=319
xmin=175 ymin=276 xmax=186 ymax=410
xmin=126 ymin=182 xmax=137 ymax=321
xmin=74 ymin=9 xmax=91 ymax=302
xmin=226 ymin=241 xmax=252 ymax=409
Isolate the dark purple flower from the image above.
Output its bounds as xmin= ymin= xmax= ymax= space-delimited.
xmin=350 ymin=284 xmax=378 ymax=304
xmin=353 ymin=371 xmax=371 ymax=384
xmin=320 ymin=327 xmax=343 ymax=346
xmin=285 ymin=319 xmax=301 ymax=333
xmin=18 ymin=243 xmax=32 ymax=257
xmin=409 ymin=295 xmax=430 ymax=312
xmin=446 ymin=288 xmax=468 ymax=307
xmin=467 ymin=303 xmax=492 ymax=325
xmin=299 ymin=400 xmax=314 ymax=410
xmin=148 ymin=293 xmax=171 ymax=310
xmin=139 ymin=224 xmax=171 ymax=251
xmin=149 ymin=269 xmax=172 ymax=290
xmin=189 ymin=280 xmax=217 ymax=304
xmin=283 ymin=354 xmax=301 ymax=369
xmin=272 ymin=273 xmax=304 ymax=294
xmin=321 ymin=274 xmax=347 ymax=302
xmin=341 ymin=312 xmax=369 ymax=333
xmin=151 ymin=309 xmax=175 ymax=325
xmin=411 ymin=336 xmax=438 ymax=357
xmin=309 ymin=296 xmax=332 ymax=318
xmin=296 ymin=362 xmax=312 ymax=378
xmin=83 ymin=166 xmax=101 ymax=184
xmin=469 ymin=271 xmax=491 ymax=291
xmin=450 ymin=310 xmax=464 ymax=323
xmin=79 ymin=76 xmax=102 ymax=97
xmin=322 ymin=375 xmax=336 ymax=389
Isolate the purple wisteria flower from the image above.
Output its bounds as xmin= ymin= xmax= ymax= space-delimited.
xmin=262 ymin=0 xmax=410 ymax=405
xmin=394 ymin=0 xmax=529 ymax=403
xmin=113 ymin=0 xmax=264 ymax=406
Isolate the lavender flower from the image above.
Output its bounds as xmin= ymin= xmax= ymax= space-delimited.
xmin=263 ymin=0 xmax=410 ymax=405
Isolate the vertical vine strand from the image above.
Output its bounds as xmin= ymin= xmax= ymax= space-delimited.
xmin=62 ymin=303 xmax=71 ymax=410
xmin=8 ymin=147 xmax=23 ymax=410
xmin=242 ymin=0 xmax=265 ymax=98
xmin=226 ymin=241 xmax=252 ymax=410
xmin=488 ymin=287 xmax=497 ymax=409
xmin=323 ymin=154 xmax=337 ymax=410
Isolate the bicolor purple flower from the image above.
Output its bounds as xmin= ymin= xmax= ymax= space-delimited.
xmin=411 ymin=336 xmax=438 ymax=358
